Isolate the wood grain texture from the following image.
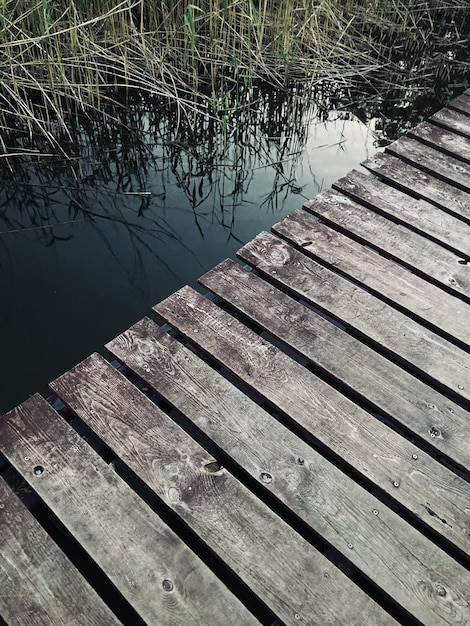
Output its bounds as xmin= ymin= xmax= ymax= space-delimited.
xmin=152 ymin=286 xmax=470 ymax=554
xmin=448 ymin=94 xmax=470 ymax=116
xmin=0 ymin=477 xmax=123 ymax=626
xmin=385 ymin=136 xmax=470 ymax=193
xmin=199 ymin=259 xmax=470 ymax=471
xmin=408 ymin=121 xmax=470 ymax=163
xmin=0 ymin=395 xmax=257 ymax=626
xmin=306 ymin=187 xmax=470 ymax=298
xmin=273 ymin=209 xmax=470 ymax=343
xmin=105 ymin=319 xmax=470 ymax=626
xmin=363 ymin=152 xmax=470 ymax=222
xmin=238 ymin=232 xmax=470 ymax=403
xmin=430 ymin=108 xmax=470 ymax=138
xmin=333 ymin=169 xmax=470 ymax=256
xmin=50 ymin=354 xmax=394 ymax=626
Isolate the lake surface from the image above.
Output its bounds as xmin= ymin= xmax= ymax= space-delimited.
xmin=0 ymin=83 xmax=461 ymax=413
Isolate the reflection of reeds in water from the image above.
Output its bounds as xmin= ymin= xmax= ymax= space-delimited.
xmin=0 ymin=0 xmax=468 ymax=153
xmin=0 ymin=83 xmax=322 ymax=263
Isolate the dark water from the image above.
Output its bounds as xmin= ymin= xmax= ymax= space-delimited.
xmin=0 ymin=78 xmax=466 ymax=413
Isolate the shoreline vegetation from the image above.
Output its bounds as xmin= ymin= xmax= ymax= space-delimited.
xmin=0 ymin=0 xmax=469 ymax=155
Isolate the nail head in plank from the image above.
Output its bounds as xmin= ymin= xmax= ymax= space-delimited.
xmin=0 ymin=477 xmax=123 ymax=626
xmin=273 ymin=208 xmax=470 ymax=343
xmin=0 ymin=395 xmax=258 ymax=626
xmin=51 ymin=353 xmax=395 ymax=626
xmin=153 ymin=286 xmax=470 ymax=554
xmin=105 ymin=318 xmax=470 ymax=626
xmin=200 ymin=259 xmax=470 ymax=471
xmin=238 ymin=232 xmax=470 ymax=403
xmin=363 ymin=152 xmax=470 ymax=222
xmin=333 ymin=169 xmax=470 ymax=257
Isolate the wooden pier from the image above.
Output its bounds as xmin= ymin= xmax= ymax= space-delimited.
xmin=1 ymin=91 xmax=470 ymax=626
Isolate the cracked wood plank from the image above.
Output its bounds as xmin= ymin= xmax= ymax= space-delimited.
xmin=50 ymin=354 xmax=394 ymax=626
xmin=333 ymin=169 xmax=470 ymax=256
xmin=199 ymin=258 xmax=470 ymax=471
xmin=303 ymin=188 xmax=470 ymax=299
xmin=408 ymin=121 xmax=470 ymax=163
xmin=103 ymin=321 xmax=470 ymax=626
xmin=0 ymin=396 xmax=258 ymax=626
xmin=430 ymin=107 xmax=470 ymax=139
xmin=272 ymin=208 xmax=470 ymax=343
xmin=151 ymin=285 xmax=470 ymax=554
xmin=238 ymin=232 xmax=470 ymax=403
xmin=363 ymin=152 xmax=470 ymax=222
xmin=0 ymin=477 xmax=123 ymax=626
xmin=448 ymin=94 xmax=470 ymax=116
xmin=385 ymin=136 xmax=470 ymax=193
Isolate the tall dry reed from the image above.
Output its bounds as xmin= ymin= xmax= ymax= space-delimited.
xmin=0 ymin=0 xmax=468 ymax=153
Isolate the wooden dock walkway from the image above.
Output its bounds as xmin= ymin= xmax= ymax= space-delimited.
xmin=1 ymin=91 xmax=470 ymax=626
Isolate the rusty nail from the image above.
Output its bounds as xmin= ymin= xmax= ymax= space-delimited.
xmin=393 ymin=481 xmax=400 ymax=488
xmin=33 ymin=466 xmax=44 ymax=476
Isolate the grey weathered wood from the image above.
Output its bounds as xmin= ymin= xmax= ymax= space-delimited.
xmin=272 ymin=208 xmax=470 ymax=343
xmin=152 ymin=286 xmax=470 ymax=554
xmin=430 ymin=107 xmax=470 ymax=138
xmin=333 ymin=169 xmax=470 ymax=256
xmin=0 ymin=395 xmax=258 ymax=626
xmin=50 ymin=354 xmax=394 ymax=626
xmin=408 ymin=121 xmax=470 ymax=163
xmin=305 ymin=187 xmax=470 ymax=298
xmin=448 ymin=94 xmax=470 ymax=116
xmin=200 ymin=259 xmax=470 ymax=471
xmin=0 ymin=477 xmax=123 ymax=626
xmin=386 ymin=136 xmax=470 ymax=193
xmin=363 ymin=152 xmax=470 ymax=222
xmin=104 ymin=322 xmax=470 ymax=626
xmin=238 ymin=232 xmax=470 ymax=403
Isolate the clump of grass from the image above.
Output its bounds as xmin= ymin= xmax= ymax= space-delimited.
xmin=0 ymin=0 xmax=468 ymax=154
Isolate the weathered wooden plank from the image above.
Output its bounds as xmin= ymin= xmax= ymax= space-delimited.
xmin=448 ymin=94 xmax=470 ymax=116
xmin=104 ymin=322 xmax=470 ymax=626
xmin=385 ymin=136 xmax=470 ymax=193
xmin=408 ymin=121 xmax=470 ymax=163
xmin=272 ymin=209 xmax=470 ymax=344
xmin=363 ymin=152 xmax=470 ymax=222
xmin=0 ymin=395 xmax=258 ymax=626
xmin=199 ymin=259 xmax=470 ymax=471
xmin=430 ymin=107 xmax=470 ymax=138
xmin=304 ymin=188 xmax=470 ymax=300
xmin=333 ymin=169 xmax=470 ymax=256
xmin=238 ymin=232 xmax=470 ymax=403
xmin=0 ymin=477 xmax=123 ymax=626
xmin=152 ymin=286 xmax=470 ymax=554
xmin=50 ymin=354 xmax=395 ymax=626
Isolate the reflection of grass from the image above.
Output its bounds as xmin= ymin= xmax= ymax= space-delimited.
xmin=0 ymin=0 xmax=468 ymax=152
xmin=0 ymin=83 xmax=317 ymax=251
